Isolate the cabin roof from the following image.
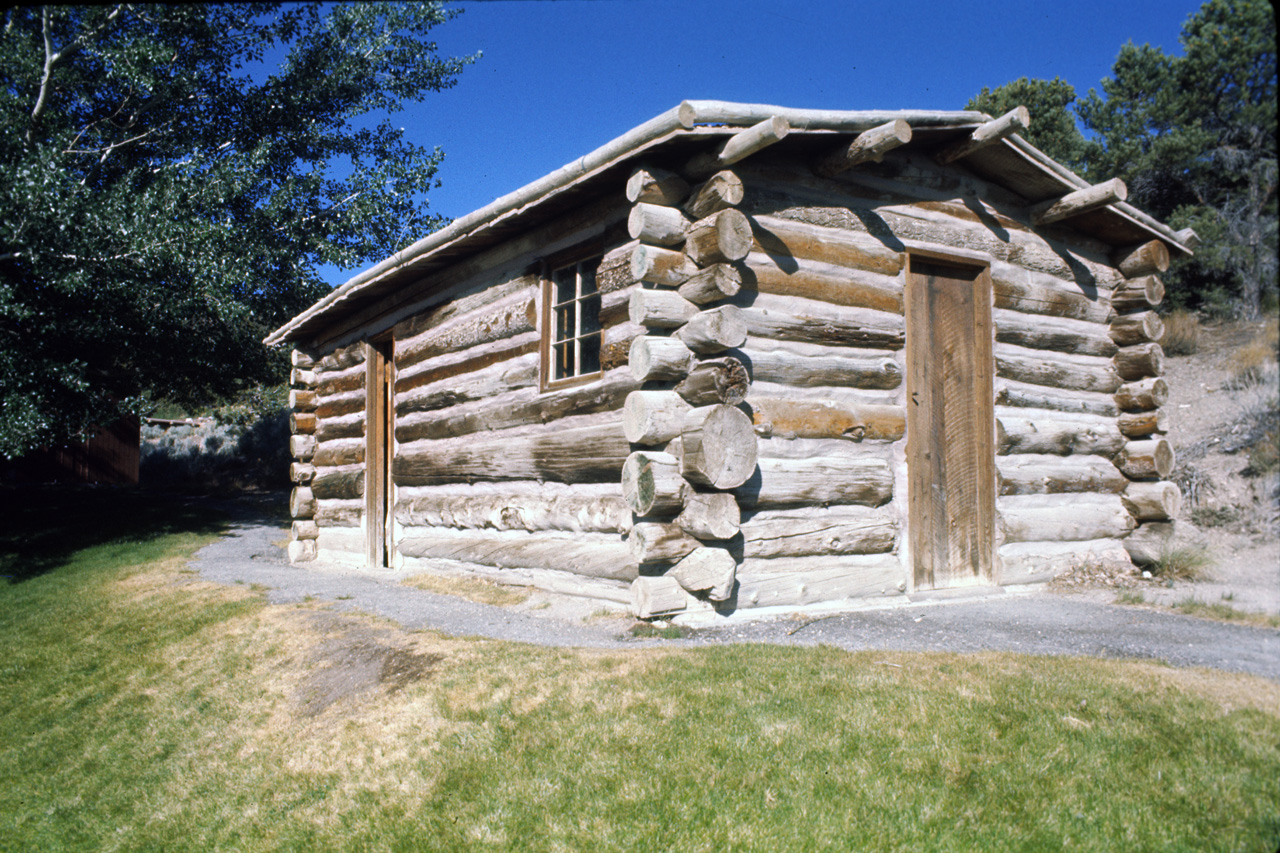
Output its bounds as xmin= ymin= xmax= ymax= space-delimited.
xmin=267 ymin=100 xmax=1192 ymax=347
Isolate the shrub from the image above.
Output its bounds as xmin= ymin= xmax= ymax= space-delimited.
xmin=1159 ymin=309 xmax=1201 ymax=356
xmin=1150 ymin=546 xmax=1213 ymax=582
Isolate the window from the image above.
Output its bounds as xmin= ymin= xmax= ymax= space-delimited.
xmin=542 ymin=255 xmax=602 ymax=387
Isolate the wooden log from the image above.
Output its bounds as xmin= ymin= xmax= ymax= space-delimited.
xmin=684 ymin=209 xmax=753 ymax=266
xmin=813 ymin=118 xmax=912 ymax=177
xmin=315 ymin=388 xmax=365 ymax=420
xmin=629 ymin=336 xmax=696 ymax=382
xmin=629 ymin=288 xmax=699 ymax=328
xmin=314 ymin=499 xmax=362 ymax=527
xmin=686 ymin=116 xmax=789 ymax=176
xmin=739 ymin=505 xmax=897 ymax=558
xmin=996 ymin=454 xmax=1129 ymax=495
xmin=1114 ymin=376 xmax=1169 ymax=412
xmin=999 ymin=494 xmax=1135 ymax=543
xmin=668 ymin=547 xmax=736 ymax=601
xmin=629 ymin=522 xmax=701 ymax=564
xmin=994 ymin=378 xmax=1119 ymax=417
xmin=290 ymin=486 xmax=316 ymax=519
xmin=741 ymin=344 xmax=903 ymax=390
xmin=733 ymin=555 xmax=903 ymax=609
xmin=995 ymin=344 xmax=1121 ymax=394
xmin=397 ymin=531 xmax=638 ymax=581
xmin=291 ymin=349 xmax=315 ymax=369
xmin=396 ymin=289 xmax=537 ymax=370
xmin=1117 ymin=438 xmax=1175 ymax=480
xmin=1113 ymin=343 xmax=1165 ymax=382
xmin=313 ymin=439 xmax=364 ymax=467
xmin=314 ymin=342 xmax=366 ymax=372
xmin=993 ymin=309 xmax=1118 ymax=357
xmin=314 ymin=527 xmax=365 ymax=559
xmin=623 ymin=391 xmax=693 ymax=444
xmin=631 ymin=244 xmax=700 ymax=287
xmin=1174 ymin=228 xmax=1200 ymax=249
xmin=1124 ymin=522 xmax=1174 ymax=566
xmin=733 ymin=456 xmax=893 ymax=509
xmin=674 ymin=358 xmax=750 ymax=407
xmin=935 ymin=106 xmax=1029 ymax=165
xmin=394 ymin=423 xmax=630 ymax=486
xmin=997 ymin=539 xmax=1131 ymax=585
xmin=314 ymin=411 xmax=365 ymax=442
xmin=678 ymin=263 xmax=742 ymax=305
xmin=289 ymin=389 xmax=317 ymax=412
xmin=1111 ymin=275 xmax=1165 ymax=312
xmin=741 ymin=250 xmax=904 ymax=315
xmin=311 ymin=465 xmax=365 ymax=501
xmin=677 ymin=305 xmax=749 ymax=354
xmin=631 ymin=576 xmax=688 ymax=618
xmin=748 ymin=397 xmax=905 ymax=442
xmin=1118 ymin=409 xmax=1169 ymax=438
xmin=290 ymin=434 xmax=317 ymax=461
xmin=736 ymin=295 xmax=905 ymax=350
xmin=622 ymin=450 xmax=688 ymax=516
xmin=1031 ymin=178 xmax=1127 ymax=225
xmin=1122 ymin=480 xmax=1181 ymax=522
xmin=1115 ymin=240 xmax=1170 ymax=277
xmin=289 ymin=412 xmax=317 ymax=435
xmin=675 ymin=492 xmax=741 ymax=540
xmin=290 ymin=462 xmax=316 ymax=484
xmin=628 ymin=202 xmax=691 ymax=246
xmin=750 ymin=214 xmax=904 ymax=277
xmin=626 ymin=166 xmax=690 ymax=205
xmin=292 ymin=520 xmax=319 ymax=541
xmin=683 ymin=171 xmax=745 ymax=219
xmin=681 ymin=405 xmax=759 ymax=490
xmin=287 ymin=540 xmax=318 ymax=563
xmin=995 ymin=411 xmax=1125 ymax=457
xmin=1109 ymin=312 xmax=1164 ymax=347
xmin=396 ymin=486 xmax=631 ymax=534
xmin=990 ymin=261 xmax=1110 ymax=324
xmin=291 ymin=367 xmax=318 ymax=388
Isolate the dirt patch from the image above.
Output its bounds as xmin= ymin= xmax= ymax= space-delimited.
xmin=296 ymin=611 xmax=444 ymax=717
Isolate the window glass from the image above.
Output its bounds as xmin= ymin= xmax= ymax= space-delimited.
xmin=544 ymin=255 xmax=603 ymax=385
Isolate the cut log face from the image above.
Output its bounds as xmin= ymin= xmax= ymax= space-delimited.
xmin=1117 ymin=438 xmax=1175 ymax=480
xmin=290 ymin=486 xmax=316 ymax=519
xmin=1122 ymin=480 xmax=1181 ymax=521
xmin=622 ymin=450 xmax=688 ymax=516
xmin=629 ymin=336 xmax=696 ymax=382
xmin=748 ymin=397 xmax=905 ymax=442
xmin=677 ymin=305 xmax=749 ymax=354
xmin=290 ymin=412 xmax=317 ymax=434
xmin=292 ymin=520 xmax=320 ymax=541
xmin=1109 ymin=312 xmax=1164 ymax=347
xmin=289 ymin=389 xmax=317 ymax=412
xmin=311 ymin=465 xmax=365 ymax=500
xmin=1111 ymin=275 xmax=1165 ymax=312
xmin=290 ymin=462 xmax=316 ymax=484
xmin=681 ymin=404 xmax=760 ymax=490
xmin=290 ymin=434 xmax=317 ymax=461
xmin=675 ymin=358 xmax=750 ymax=407
xmin=291 ymin=367 xmax=318 ymax=388
xmin=686 ymin=116 xmax=790 ymax=177
xmin=1115 ymin=240 xmax=1170 ymax=277
xmin=628 ymin=203 xmax=691 ymax=246
xmin=668 ymin=547 xmax=737 ymax=601
xmin=1117 ymin=409 xmax=1169 ymax=438
xmin=678 ymin=264 xmax=743 ymax=305
xmin=684 ymin=171 xmax=745 ymax=220
xmin=675 ymin=492 xmax=741 ymax=540
xmin=288 ymin=539 xmax=318 ymax=563
xmin=1114 ymin=377 xmax=1169 ymax=412
xmin=684 ymin=209 xmax=754 ymax=266
xmin=291 ymin=349 xmax=315 ymax=369
xmin=631 ymin=576 xmax=688 ymax=618
xmin=627 ymin=166 xmax=690 ymax=205
xmin=629 ymin=522 xmax=701 ymax=564
xmin=623 ymin=391 xmax=693 ymax=444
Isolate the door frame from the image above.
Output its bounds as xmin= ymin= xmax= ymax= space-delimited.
xmin=365 ymin=335 xmax=394 ymax=568
xmin=904 ymin=249 xmax=997 ymax=590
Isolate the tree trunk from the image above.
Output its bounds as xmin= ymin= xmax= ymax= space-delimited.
xmin=995 ymin=343 xmax=1122 ymax=393
xmin=739 ymin=505 xmax=897 ymax=558
xmin=289 ymin=389 xmax=317 ymax=411
xmin=812 ymin=118 xmax=912 ymax=177
xmin=290 ymin=462 xmax=316 ymax=484
xmin=311 ymin=465 xmax=365 ymax=500
xmin=994 ymin=378 xmax=1119 ymax=417
xmin=1114 ymin=240 xmax=1170 ymax=277
xmin=290 ymin=434 xmax=317 ymax=460
xmin=290 ymin=486 xmax=316 ymax=519
xmin=1124 ymin=522 xmax=1174 ymax=566
xmin=741 ymin=344 xmax=903 ymax=390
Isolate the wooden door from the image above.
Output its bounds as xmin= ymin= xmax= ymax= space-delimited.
xmin=905 ymin=255 xmax=996 ymax=589
xmin=365 ymin=337 xmax=394 ymax=568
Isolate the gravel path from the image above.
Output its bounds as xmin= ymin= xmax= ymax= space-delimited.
xmin=192 ymin=513 xmax=1280 ymax=681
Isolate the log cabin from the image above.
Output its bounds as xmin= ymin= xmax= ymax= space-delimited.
xmin=266 ymin=101 xmax=1194 ymax=618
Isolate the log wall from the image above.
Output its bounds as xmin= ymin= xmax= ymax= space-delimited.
xmin=288 ymin=137 xmax=1180 ymax=609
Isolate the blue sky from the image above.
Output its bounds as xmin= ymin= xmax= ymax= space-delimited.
xmin=322 ymin=0 xmax=1203 ymax=285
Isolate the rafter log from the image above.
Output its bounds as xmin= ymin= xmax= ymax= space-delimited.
xmin=935 ymin=106 xmax=1030 ymax=165
xmin=685 ymin=116 xmax=790 ymax=177
xmin=813 ymin=119 xmax=912 ymax=178
xmin=1031 ymin=178 xmax=1127 ymax=226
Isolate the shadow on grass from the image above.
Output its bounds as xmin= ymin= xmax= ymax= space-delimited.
xmin=0 ymin=486 xmax=290 ymax=584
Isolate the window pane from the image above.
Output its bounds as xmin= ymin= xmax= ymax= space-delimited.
xmin=553 ymin=267 xmax=575 ymax=307
xmin=579 ymin=262 xmax=597 ymax=297
xmin=555 ymin=304 xmax=573 ymax=344
xmin=579 ymin=293 xmax=601 ymax=336
xmin=579 ymin=333 xmax=601 ymax=376
xmin=553 ymin=340 xmax=573 ymax=380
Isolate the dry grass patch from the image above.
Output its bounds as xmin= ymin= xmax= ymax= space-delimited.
xmin=401 ymin=570 xmax=531 ymax=606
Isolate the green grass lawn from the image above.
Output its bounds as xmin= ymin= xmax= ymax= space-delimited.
xmin=2 ymin=488 xmax=1278 ymax=851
